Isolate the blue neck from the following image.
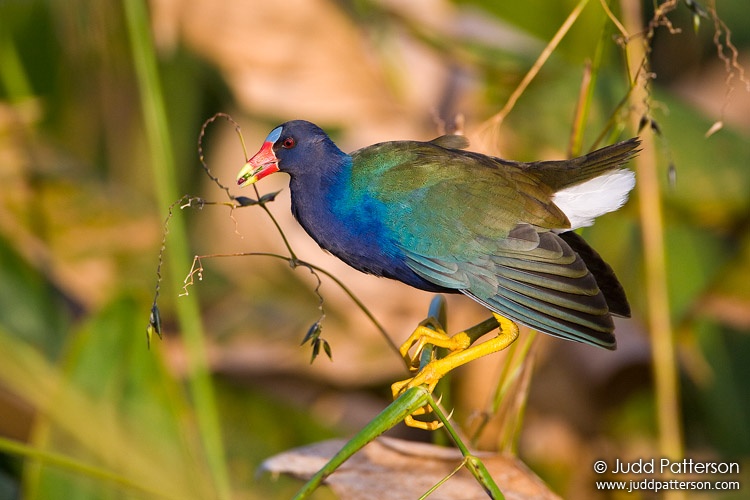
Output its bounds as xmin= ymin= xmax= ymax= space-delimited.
xmin=288 ymin=156 xmax=387 ymax=268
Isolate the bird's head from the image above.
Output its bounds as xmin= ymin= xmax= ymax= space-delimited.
xmin=237 ymin=120 xmax=344 ymax=186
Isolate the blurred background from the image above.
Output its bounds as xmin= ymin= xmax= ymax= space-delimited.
xmin=1 ymin=0 xmax=749 ymax=498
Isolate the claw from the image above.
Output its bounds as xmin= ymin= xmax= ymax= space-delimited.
xmin=393 ymin=312 xmax=521 ymax=430
xmin=404 ymin=413 xmax=444 ymax=431
xmin=399 ymin=322 xmax=472 ymax=372
xmin=398 ymin=319 xmax=447 ymax=370
xmin=445 ymin=407 xmax=454 ymax=422
xmin=398 ymin=401 xmax=454 ymax=431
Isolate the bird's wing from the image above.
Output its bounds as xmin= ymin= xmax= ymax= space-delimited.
xmin=353 ymin=141 xmax=618 ymax=348
xmin=399 ymin=229 xmax=617 ymax=349
xmin=355 ymin=141 xmax=571 ymax=256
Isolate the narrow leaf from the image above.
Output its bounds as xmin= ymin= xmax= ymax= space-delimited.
xmin=149 ymin=304 xmax=162 ymax=339
xmin=234 ymin=196 xmax=258 ymax=206
xmin=311 ymin=340 xmax=321 ymax=363
xmin=302 ymin=321 xmax=322 ymax=346
xmin=322 ymin=340 xmax=333 ymax=361
xmin=259 ymin=190 xmax=282 ymax=204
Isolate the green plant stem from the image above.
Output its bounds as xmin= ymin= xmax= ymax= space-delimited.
xmin=422 ymin=396 xmax=504 ymax=499
xmin=621 ymin=0 xmax=684 ymax=475
xmin=0 ymin=437 xmax=172 ymax=499
xmin=479 ymin=0 xmax=591 ymax=137
xmin=293 ymin=386 xmax=503 ymax=500
xmin=188 ymin=250 xmax=400 ymax=357
xmin=0 ymin=28 xmax=33 ymax=101
xmin=258 ymin=197 xmax=300 ymax=262
xmin=292 ymin=386 xmax=431 ymax=500
xmin=569 ymin=19 xmax=609 ymax=156
xmin=122 ymin=2 xmax=231 ymax=499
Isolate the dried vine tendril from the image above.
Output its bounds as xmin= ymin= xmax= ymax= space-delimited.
xmin=147 ymin=113 xmax=394 ymax=360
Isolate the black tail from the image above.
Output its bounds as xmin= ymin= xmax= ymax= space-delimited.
xmin=559 ymin=231 xmax=630 ymax=317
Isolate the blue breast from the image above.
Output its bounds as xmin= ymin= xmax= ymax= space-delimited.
xmin=288 ymin=159 xmax=451 ymax=293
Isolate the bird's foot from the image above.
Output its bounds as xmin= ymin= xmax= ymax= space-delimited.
xmin=390 ymin=359 xmax=451 ymax=430
xmin=392 ymin=313 xmax=520 ymax=430
xmin=398 ymin=319 xmax=471 ymax=371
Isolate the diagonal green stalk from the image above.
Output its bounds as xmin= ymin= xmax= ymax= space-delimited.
xmin=293 ymin=297 xmax=504 ymax=500
xmin=427 ymin=398 xmax=504 ymax=499
xmin=0 ymin=436 xmax=173 ymax=500
xmin=569 ymin=17 xmax=610 ymax=156
xmin=0 ymin=27 xmax=33 ymax=101
xmin=292 ymin=386 xmax=504 ymax=500
xmin=495 ymin=332 xmax=537 ymax=454
xmin=478 ymin=0 xmax=591 ymax=139
xmin=292 ymin=386 xmax=429 ymax=500
xmin=123 ymin=2 xmax=231 ymax=498
xmin=418 ymin=460 xmax=466 ymax=500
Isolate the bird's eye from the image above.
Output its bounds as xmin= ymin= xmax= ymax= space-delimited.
xmin=282 ymin=137 xmax=296 ymax=149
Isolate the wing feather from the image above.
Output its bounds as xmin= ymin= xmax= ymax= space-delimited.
xmin=401 ymin=231 xmax=618 ymax=349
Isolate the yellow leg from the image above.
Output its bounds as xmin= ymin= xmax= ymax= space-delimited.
xmin=392 ymin=313 xmax=520 ymax=430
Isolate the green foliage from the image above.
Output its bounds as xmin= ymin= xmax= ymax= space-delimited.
xmin=1 ymin=0 xmax=750 ymax=498
xmin=0 ymin=238 xmax=72 ymax=356
xmin=689 ymin=320 xmax=750 ymax=456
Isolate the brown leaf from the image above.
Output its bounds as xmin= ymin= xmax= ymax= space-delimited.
xmin=261 ymin=436 xmax=560 ymax=499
